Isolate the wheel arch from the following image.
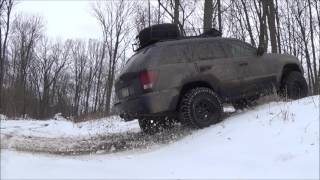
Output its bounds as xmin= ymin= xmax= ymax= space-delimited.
xmin=175 ymin=81 xmax=215 ymax=111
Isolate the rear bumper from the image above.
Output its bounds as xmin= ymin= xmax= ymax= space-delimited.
xmin=114 ymin=89 xmax=179 ymax=121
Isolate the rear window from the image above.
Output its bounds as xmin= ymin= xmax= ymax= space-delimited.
xmin=126 ymin=46 xmax=152 ymax=64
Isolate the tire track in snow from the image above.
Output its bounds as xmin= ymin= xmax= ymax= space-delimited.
xmin=1 ymin=126 xmax=192 ymax=155
xmin=0 ymin=112 xmax=235 ymax=155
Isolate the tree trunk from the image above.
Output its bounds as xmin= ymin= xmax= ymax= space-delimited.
xmin=259 ymin=0 xmax=268 ymax=51
xmin=174 ymin=0 xmax=179 ymax=25
xmin=217 ymin=0 xmax=222 ymax=32
xmin=240 ymin=0 xmax=256 ymax=47
xmin=297 ymin=16 xmax=315 ymax=92
xmin=40 ymin=77 xmax=50 ymax=118
xmin=275 ymin=0 xmax=281 ymax=53
xmin=265 ymin=0 xmax=277 ymax=53
xmin=94 ymin=44 xmax=105 ymax=112
xmin=203 ymin=0 xmax=213 ymax=31
xmin=85 ymin=67 xmax=93 ymax=114
xmin=0 ymin=0 xmax=13 ymax=113
xmin=307 ymin=0 xmax=319 ymax=94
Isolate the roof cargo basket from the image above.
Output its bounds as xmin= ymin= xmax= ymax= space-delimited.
xmin=133 ymin=24 xmax=222 ymax=51
xmin=136 ymin=23 xmax=181 ymax=50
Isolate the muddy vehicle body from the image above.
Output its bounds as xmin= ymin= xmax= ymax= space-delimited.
xmin=114 ymin=24 xmax=308 ymax=134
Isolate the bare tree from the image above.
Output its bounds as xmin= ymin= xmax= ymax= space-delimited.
xmin=307 ymin=0 xmax=319 ymax=93
xmin=157 ymin=0 xmax=197 ymax=34
xmin=33 ymin=38 xmax=70 ymax=118
xmin=134 ymin=2 xmax=166 ymax=33
xmin=70 ymin=40 xmax=87 ymax=116
xmin=92 ymin=0 xmax=133 ymax=115
xmin=240 ymin=0 xmax=256 ymax=46
xmin=11 ymin=14 xmax=43 ymax=115
xmin=0 ymin=0 xmax=14 ymax=113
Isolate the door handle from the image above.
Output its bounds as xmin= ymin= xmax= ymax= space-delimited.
xmin=238 ymin=62 xmax=248 ymax=66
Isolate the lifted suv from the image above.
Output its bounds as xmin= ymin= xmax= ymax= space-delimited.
xmin=114 ymin=25 xmax=308 ymax=134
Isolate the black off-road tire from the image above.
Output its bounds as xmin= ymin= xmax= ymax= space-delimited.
xmin=280 ymin=71 xmax=308 ymax=100
xmin=179 ymin=87 xmax=223 ymax=128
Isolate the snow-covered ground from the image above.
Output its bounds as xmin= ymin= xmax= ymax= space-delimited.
xmin=1 ymin=96 xmax=319 ymax=179
xmin=0 ymin=115 xmax=140 ymax=138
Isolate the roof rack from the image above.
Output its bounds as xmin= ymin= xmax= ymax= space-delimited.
xmin=133 ymin=24 xmax=222 ymax=52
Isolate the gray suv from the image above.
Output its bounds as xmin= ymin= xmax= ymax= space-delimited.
xmin=114 ymin=25 xmax=308 ymax=134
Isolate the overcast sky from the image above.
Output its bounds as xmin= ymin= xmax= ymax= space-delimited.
xmin=13 ymin=0 xmax=102 ymax=40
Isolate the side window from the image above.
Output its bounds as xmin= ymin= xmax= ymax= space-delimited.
xmin=161 ymin=45 xmax=188 ymax=64
xmin=208 ymin=42 xmax=227 ymax=59
xmin=230 ymin=41 xmax=256 ymax=57
xmin=197 ymin=43 xmax=210 ymax=60
xmin=197 ymin=42 xmax=227 ymax=60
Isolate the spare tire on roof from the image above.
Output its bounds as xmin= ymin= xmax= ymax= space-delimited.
xmin=137 ymin=23 xmax=181 ymax=48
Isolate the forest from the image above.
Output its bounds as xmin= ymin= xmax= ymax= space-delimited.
xmin=0 ymin=0 xmax=319 ymax=120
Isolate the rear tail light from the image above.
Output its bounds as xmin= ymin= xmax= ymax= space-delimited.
xmin=139 ymin=71 xmax=158 ymax=90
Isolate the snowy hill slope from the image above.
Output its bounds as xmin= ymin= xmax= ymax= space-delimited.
xmin=1 ymin=96 xmax=319 ymax=179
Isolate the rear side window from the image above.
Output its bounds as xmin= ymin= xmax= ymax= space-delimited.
xmin=161 ymin=45 xmax=189 ymax=64
xmin=229 ymin=41 xmax=256 ymax=57
xmin=196 ymin=42 xmax=227 ymax=60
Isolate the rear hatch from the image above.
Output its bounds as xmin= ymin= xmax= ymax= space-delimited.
xmin=115 ymin=46 xmax=160 ymax=101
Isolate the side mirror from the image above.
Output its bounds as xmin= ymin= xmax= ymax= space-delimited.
xmin=257 ymin=46 xmax=265 ymax=56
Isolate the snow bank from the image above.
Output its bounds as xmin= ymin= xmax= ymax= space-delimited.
xmin=1 ymin=96 xmax=319 ymax=179
xmin=0 ymin=115 xmax=140 ymax=138
xmin=0 ymin=114 xmax=7 ymax=120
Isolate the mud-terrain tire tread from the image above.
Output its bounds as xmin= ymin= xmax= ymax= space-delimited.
xmin=179 ymin=87 xmax=223 ymax=128
xmin=280 ymin=71 xmax=308 ymax=100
